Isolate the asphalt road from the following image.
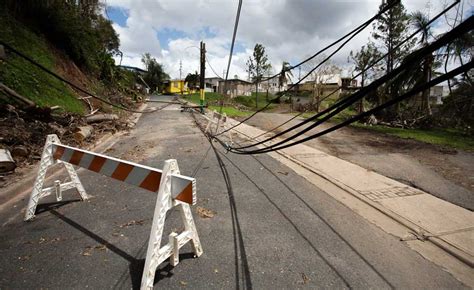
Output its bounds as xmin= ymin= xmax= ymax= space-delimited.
xmin=0 ymin=95 xmax=467 ymax=289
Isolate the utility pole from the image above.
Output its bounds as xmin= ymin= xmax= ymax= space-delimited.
xmin=199 ymin=41 xmax=206 ymax=113
xmin=179 ymin=60 xmax=183 ymax=95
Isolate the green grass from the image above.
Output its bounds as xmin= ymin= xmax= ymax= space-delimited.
xmin=355 ymin=125 xmax=474 ymax=151
xmin=0 ymin=12 xmax=84 ymax=114
xmin=183 ymin=92 xmax=223 ymax=106
xmin=294 ymin=108 xmax=473 ymax=150
xmin=183 ymin=92 xmax=273 ymax=117
xmin=208 ymin=106 xmax=253 ymax=117
xmin=234 ymin=93 xmax=277 ymax=110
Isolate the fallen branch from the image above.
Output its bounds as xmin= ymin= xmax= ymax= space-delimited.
xmin=85 ymin=114 xmax=118 ymax=124
xmin=0 ymin=82 xmax=36 ymax=108
xmin=73 ymin=125 xmax=94 ymax=142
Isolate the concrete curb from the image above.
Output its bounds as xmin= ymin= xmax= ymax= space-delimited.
xmin=221 ymin=117 xmax=474 ymax=269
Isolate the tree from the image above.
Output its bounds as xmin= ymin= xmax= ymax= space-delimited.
xmin=411 ymin=11 xmax=434 ymax=115
xmin=371 ymin=0 xmax=415 ymax=118
xmin=372 ymin=0 xmax=413 ymax=74
xmin=185 ymin=71 xmax=200 ymax=91
xmin=141 ymin=53 xmax=169 ymax=93
xmin=305 ymin=55 xmax=341 ymax=112
xmin=246 ymin=43 xmax=272 ymax=108
xmin=278 ymin=61 xmax=293 ymax=92
xmin=349 ymin=42 xmax=382 ymax=112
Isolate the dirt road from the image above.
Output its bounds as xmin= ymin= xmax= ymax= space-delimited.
xmin=244 ymin=112 xmax=474 ymax=211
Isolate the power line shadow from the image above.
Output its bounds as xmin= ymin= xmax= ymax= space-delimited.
xmin=49 ymin=210 xmax=194 ymax=290
xmin=216 ymin=149 xmax=352 ymax=288
xmin=250 ymin=153 xmax=394 ymax=288
xmin=210 ymin=142 xmax=253 ymax=290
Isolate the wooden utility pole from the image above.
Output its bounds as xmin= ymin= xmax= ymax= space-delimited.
xmin=200 ymin=41 xmax=206 ymax=113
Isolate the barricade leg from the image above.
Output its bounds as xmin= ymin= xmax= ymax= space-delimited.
xmin=24 ymin=134 xmax=88 ymax=221
xmin=24 ymin=135 xmax=56 ymax=221
xmin=179 ymin=202 xmax=203 ymax=256
xmin=140 ymin=159 xmax=202 ymax=289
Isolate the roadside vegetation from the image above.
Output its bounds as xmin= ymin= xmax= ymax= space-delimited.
xmin=183 ymin=92 xmax=276 ymax=117
xmin=0 ymin=1 xmax=143 ymax=114
xmin=0 ymin=12 xmax=84 ymax=113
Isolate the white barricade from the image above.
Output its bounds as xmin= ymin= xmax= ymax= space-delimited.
xmin=25 ymin=134 xmax=203 ymax=290
xmin=205 ymin=110 xmax=233 ymax=144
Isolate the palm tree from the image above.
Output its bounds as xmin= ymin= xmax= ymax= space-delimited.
xmin=411 ymin=11 xmax=433 ymax=115
xmin=278 ymin=61 xmax=293 ymax=93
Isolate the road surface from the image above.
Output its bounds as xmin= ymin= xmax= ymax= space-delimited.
xmin=0 ymin=95 xmax=467 ymax=289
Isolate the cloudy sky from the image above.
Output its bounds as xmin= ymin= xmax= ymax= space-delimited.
xmin=105 ymin=0 xmax=472 ymax=80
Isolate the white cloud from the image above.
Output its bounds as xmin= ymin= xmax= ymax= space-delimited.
xmin=107 ymin=0 xmax=471 ymax=79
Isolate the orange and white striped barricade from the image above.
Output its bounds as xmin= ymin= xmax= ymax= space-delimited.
xmin=205 ymin=110 xmax=233 ymax=144
xmin=25 ymin=134 xmax=203 ymax=290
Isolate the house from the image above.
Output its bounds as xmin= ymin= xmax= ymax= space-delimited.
xmin=218 ymin=78 xmax=253 ymax=98
xmin=204 ymin=77 xmax=223 ymax=92
xmin=291 ymin=74 xmax=358 ymax=99
xmin=163 ymin=79 xmax=188 ymax=95
xmin=260 ymin=76 xmax=285 ymax=94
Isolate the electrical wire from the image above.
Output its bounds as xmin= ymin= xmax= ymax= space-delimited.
xmin=214 ymin=0 xmax=399 ymax=137
xmin=226 ymin=16 xmax=473 ymax=154
xmin=0 ymin=40 xmax=154 ymax=113
xmin=232 ymin=0 xmax=461 ymax=147
xmin=231 ymin=60 xmax=473 ymax=154
xmin=220 ymin=0 xmax=243 ymax=110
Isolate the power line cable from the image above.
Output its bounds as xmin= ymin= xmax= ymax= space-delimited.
xmin=214 ymin=0 xmax=399 ymax=136
xmin=232 ymin=0 xmax=461 ymax=147
xmin=0 ymin=40 xmax=154 ymax=113
xmin=221 ymin=0 xmax=243 ymax=108
xmin=233 ymin=60 xmax=473 ymax=154
xmin=227 ymin=16 xmax=473 ymax=154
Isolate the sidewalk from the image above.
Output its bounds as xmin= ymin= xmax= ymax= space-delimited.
xmin=216 ymin=115 xmax=474 ymax=285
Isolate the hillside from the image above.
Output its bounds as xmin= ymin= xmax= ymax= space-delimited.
xmin=0 ymin=11 xmax=85 ymax=113
xmin=0 ymin=4 xmax=142 ymax=181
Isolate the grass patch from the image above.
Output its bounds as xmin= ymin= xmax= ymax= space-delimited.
xmin=234 ymin=93 xmax=277 ymax=110
xmin=294 ymin=108 xmax=473 ymax=150
xmin=0 ymin=12 xmax=84 ymax=114
xmin=355 ymin=124 xmax=474 ymax=151
xmin=208 ymin=106 xmax=252 ymax=118
xmin=183 ymin=92 xmax=223 ymax=106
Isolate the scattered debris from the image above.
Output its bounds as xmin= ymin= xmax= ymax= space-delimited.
xmin=81 ymin=247 xmax=93 ymax=256
xmin=196 ymin=206 xmax=215 ymax=219
xmin=179 ymin=281 xmax=188 ymax=286
xmin=18 ymin=255 xmax=31 ymax=261
xmin=94 ymin=244 xmax=107 ymax=251
xmin=73 ymin=125 xmax=94 ymax=142
xmin=11 ymin=145 xmax=28 ymax=158
xmin=86 ymin=113 xmax=119 ymax=124
xmin=0 ymin=149 xmax=16 ymax=173
xmin=298 ymin=272 xmax=310 ymax=285
xmin=119 ymin=219 xmax=146 ymax=228
xmin=0 ymin=103 xmax=128 ymax=188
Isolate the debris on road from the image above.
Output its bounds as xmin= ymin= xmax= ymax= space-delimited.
xmin=119 ymin=219 xmax=146 ymax=228
xmin=196 ymin=206 xmax=215 ymax=218
xmin=0 ymin=103 xmax=129 ymax=189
